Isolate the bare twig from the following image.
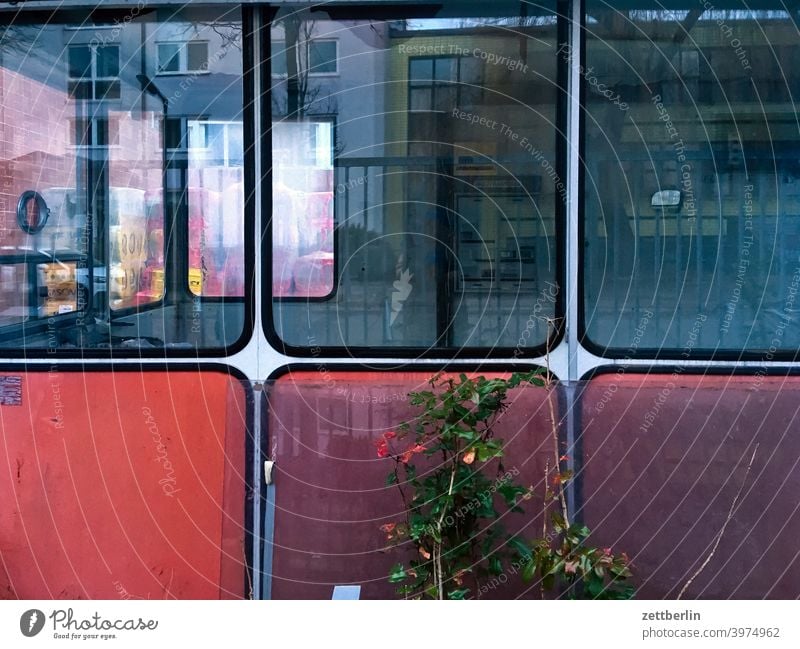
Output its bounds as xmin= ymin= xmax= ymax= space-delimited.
xmin=677 ymin=443 xmax=759 ymax=600
xmin=435 ymin=463 xmax=457 ymax=600
xmin=243 ymin=538 xmax=254 ymax=600
xmin=542 ymin=458 xmax=550 ymax=600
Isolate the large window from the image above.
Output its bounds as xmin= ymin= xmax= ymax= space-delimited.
xmin=583 ymin=2 xmax=800 ymax=356
xmin=407 ymin=55 xmax=484 ymax=113
xmin=271 ymin=38 xmax=338 ymax=77
xmin=269 ymin=3 xmax=561 ymax=353
xmin=0 ymin=6 xmax=245 ymax=352
xmin=157 ymin=41 xmax=209 ymax=74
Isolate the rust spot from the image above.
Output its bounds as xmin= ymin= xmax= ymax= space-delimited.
xmin=15 ymin=458 xmax=22 ymax=483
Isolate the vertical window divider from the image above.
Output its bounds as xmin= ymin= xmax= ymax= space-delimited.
xmin=566 ymin=0 xmax=583 ymax=383
xmin=563 ymin=0 xmax=584 ymax=526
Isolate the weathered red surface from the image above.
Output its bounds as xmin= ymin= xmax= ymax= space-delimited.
xmin=267 ymin=370 xmax=555 ymax=599
xmin=0 ymin=369 xmax=247 ymax=599
xmin=581 ymin=373 xmax=800 ymax=599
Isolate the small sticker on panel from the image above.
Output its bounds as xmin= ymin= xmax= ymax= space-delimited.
xmin=0 ymin=376 xmax=22 ymax=406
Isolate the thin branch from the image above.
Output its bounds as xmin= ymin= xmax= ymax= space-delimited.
xmin=542 ymin=459 xmax=550 ymax=600
xmin=435 ymin=463 xmax=457 ymax=600
xmin=677 ymin=443 xmax=759 ymax=600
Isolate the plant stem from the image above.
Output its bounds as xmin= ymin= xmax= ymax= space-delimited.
xmin=435 ymin=462 xmax=457 ymax=600
xmin=542 ymin=459 xmax=549 ymax=600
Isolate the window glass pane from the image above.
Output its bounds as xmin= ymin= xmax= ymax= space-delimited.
xmin=271 ymin=41 xmax=287 ymax=76
xmin=68 ymin=45 xmax=91 ymax=78
xmin=433 ymin=85 xmax=457 ymax=112
xmin=73 ymin=116 xmax=90 ymax=145
xmin=96 ymin=45 xmax=119 ymax=77
xmin=187 ymin=42 xmax=208 ymax=71
xmin=68 ymin=80 xmax=91 ymax=100
xmin=409 ymin=86 xmax=431 ymax=111
xmin=434 ymin=57 xmax=457 ymax=81
xmin=271 ymin=4 xmax=560 ymax=351
xmin=409 ymin=57 xmax=433 ymax=81
xmin=272 ymin=121 xmax=335 ymax=298
xmin=308 ymin=40 xmax=337 ymax=74
xmin=94 ymin=80 xmax=120 ymax=100
xmin=157 ymin=43 xmax=180 ymax=73
xmin=0 ymin=7 xmax=245 ymax=351
xmin=459 ymin=56 xmax=483 ymax=85
xmin=188 ymin=117 xmax=245 ymax=297
xmin=227 ymin=122 xmax=244 ymax=167
xmin=583 ymin=3 xmax=800 ymax=355
xmin=164 ymin=117 xmax=184 ymax=149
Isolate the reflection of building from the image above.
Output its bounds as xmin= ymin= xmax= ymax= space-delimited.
xmin=272 ymin=14 xmax=563 ymax=348
xmin=582 ymin=12 xmax=800 ymax=351
xmin=270 ymin=17 xmax=391 ymax=158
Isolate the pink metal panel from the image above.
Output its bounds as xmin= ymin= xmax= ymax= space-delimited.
xmin=581 ymin=373 xmax=800 ymax=598
xmin=267 ymin=370 xmax=555 ymax=599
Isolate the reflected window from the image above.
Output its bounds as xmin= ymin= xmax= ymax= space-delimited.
xmin=408 ymin=56 xmax=482 ymax=113
xmin=68 ymin=44 xmax=120 ymax=100
xmin=271 ymin=38 xmax=338 ymax=77
xmin=308 ymin=40 xmax=338 ymax=75
xmin=157 ymin=41 xmax=209 ymax=74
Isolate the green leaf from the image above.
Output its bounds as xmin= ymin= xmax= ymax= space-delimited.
xmin=489 ymin=556 xmax=503 ymax=576
xmin=447 ymin=588 xmax=470 ymax=600
xmin=508 ymin=536 xmax=532 ymax=560
xmin=388 ymin=563 xmax=407 ymax=583
xmin=585 ymin=578 xmax=604 ymax=598
xmin=497 ymin=483 xmax=527 ymax=508
xmin=521 ymin=559 xmax=536 ymax=582
xmin=475 ymin=441 xmax=504 ymax=462
xmin=385 ymin=472 xmax=398 ymax=486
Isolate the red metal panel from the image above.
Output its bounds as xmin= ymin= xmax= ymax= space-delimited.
xmin=0 ymin=370 xmax=246 ymax=599
xmin=581 ymin=373 xmax=800 ymax=598
xmin=267 ymin=370 xmax=554 ymax=599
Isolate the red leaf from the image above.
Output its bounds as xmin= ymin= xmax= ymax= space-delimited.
xmin=374 ymin=439 xmax=390 ymax=458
